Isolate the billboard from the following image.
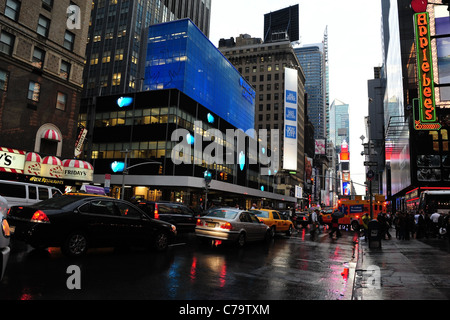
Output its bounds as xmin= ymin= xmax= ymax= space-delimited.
xmin=434 ymin=5 xmax=450 ymax=102
xmin=315 ymin=139 xmax=326 ymax=155
xmin=283 ymin=68 xmax=298 ymax=171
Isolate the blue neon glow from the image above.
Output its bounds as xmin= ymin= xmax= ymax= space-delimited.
xmin=207 ymin=113 xmax=215 ymax=124
xmin=117 ymin=97 xmax=134 ymax=108
xmin=239 ymin=151 xmax=245 ymax=171
xmin=111 ymin=161 xmax=125 ymax=173
xmin=260 ymin=186 xmax=265 ymax=191
xmin=186 ymin=133 xmax=195 ymax=145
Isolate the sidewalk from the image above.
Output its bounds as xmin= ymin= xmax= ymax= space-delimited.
xmin=352 ymin=236 xmax=450 ymax=300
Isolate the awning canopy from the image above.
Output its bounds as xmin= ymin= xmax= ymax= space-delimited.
xmin=62 ymin=159 xmax=94 ymax=170
xmin=42 ymin=156 xmax=62 ymax=166
xmin=25 ymin=152 xmax=42 ymax=162
xmin=41 ymin=129 xmax=61 ymax=142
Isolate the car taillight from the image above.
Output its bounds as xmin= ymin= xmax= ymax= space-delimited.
xmin=196 ymin=219 xmax=203 ymax=226
xmin=221 ymin=222 xmax=232 ymax=230
xmin=2 ymin=219 xmax=10 ymax=237
xmin=31 ymin=210 xmax=50 ymax=223
xmin=154 ymin=203 xmax=159 ymax=219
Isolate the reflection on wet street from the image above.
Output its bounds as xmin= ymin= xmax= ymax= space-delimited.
xmin=0 ymin=227 xmax=360 ymax=300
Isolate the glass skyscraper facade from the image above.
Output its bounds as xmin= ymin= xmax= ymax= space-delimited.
xmin=294 ymin=44 xmax=327 ymax=140
xmin=329 ymin=99 xmax=350 ymax=154
xmin=144 ymin=19 xmax=255 ymax=132
xmin=83 ymin=0 xmax=211 ymax=98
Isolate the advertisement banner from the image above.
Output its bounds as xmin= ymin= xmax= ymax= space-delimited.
xmin=0 ymin=147 xmax=26 ymax=174
xmin=283 ymin=68 xmax=298 ymax=171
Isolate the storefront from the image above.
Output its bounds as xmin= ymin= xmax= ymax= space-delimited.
xmin=0 ymin=146 xmax=94 ymax=192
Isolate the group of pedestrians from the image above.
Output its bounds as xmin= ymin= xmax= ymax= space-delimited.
xmin=362 ymin=209 xmax=450 ymax=242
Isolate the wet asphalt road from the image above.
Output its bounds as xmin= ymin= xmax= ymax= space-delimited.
xmin=0 ymin=226 xmax=359 ymax=300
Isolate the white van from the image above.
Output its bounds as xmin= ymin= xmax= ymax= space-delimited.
xmin=0 ymin=180 xmax=62 ymax=207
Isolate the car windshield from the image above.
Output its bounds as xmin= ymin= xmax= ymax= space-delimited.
xmin=205 ymin=209 xmax=238 ymax=219
xmin=250 ymin=210 xmax=269 ymax=218
xmin=29 ymin=195 xmax=86 ymax=209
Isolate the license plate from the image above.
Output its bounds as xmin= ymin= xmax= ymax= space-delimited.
xmin=206 ymin=222 xmax=216 ymax=228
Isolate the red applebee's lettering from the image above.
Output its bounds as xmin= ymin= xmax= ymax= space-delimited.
xmin=415 ymin=12 xmax=436 ymax=122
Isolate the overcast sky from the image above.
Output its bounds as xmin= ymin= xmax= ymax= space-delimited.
xmin=209 ymin=0 xmax=384 ymax=194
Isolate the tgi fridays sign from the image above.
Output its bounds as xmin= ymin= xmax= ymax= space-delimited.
xmin=0 ymin=147 xmax=26 ymax=173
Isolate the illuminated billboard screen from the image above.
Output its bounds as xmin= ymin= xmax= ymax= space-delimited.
xmin=283 ymin=68 xmax=298 ymax=171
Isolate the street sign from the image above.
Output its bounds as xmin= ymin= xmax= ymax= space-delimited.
xmin=364 ymin=161 xmax=378 ymax=167
xmin=366 ymin=169 xmax=375 ymax=181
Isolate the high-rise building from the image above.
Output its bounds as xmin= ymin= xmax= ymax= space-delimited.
xmin=0 ymin=0 xmax=90 ymax=159
xmin=329 ymin=99 xmax=350 ymax=154
xmin=219 ymin=34 xmax=306 ymax=198
xmin=294 ymin=43 xmax=328 ymax=140
xmin=82 ymin=0 xmax=211 ymax=98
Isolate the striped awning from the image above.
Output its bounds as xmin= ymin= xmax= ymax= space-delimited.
xmin=42 ymin=156 xmax=62 ymax=166
xmin=41 ymin=129 xmax=61 ymax=142
xmin=25 ymin=152 xmax=42 ymax=162
xmin=62 ymin=159 xmax=93 ymax=170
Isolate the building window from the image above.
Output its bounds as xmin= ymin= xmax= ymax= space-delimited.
xmin=90 ymin=53 xmax=99 ymax=65
xmin=5 ymin=0 xmax=21 ymax=21
xmin=112 ymin=73 xmax=121 ymax=86
xmin=115 ymin=49 xmax=124 ymax=61
xmin=42 ymin=0 xmax=53 ymax=10
xmin=28 ymin=81 xmax=41 ymax=102
xmin=56 ymin=92 xmax=67 ymax=110
xmin=0 ymin=31 xmax=15 ymax=56
xmin=60 ymin=60 xmax=71 ymax=80
xmin=63 ymin=31 xmax=75 ymax=51
xmin=102 ymin=51 xmax=111 ymax=63
xmin=0 ymin=69 xmax=9 ymax=91
xmin=37 ymin=15 xmax=50 ymax=37
xmin=32 ymin=47 xmax=45 ymax=69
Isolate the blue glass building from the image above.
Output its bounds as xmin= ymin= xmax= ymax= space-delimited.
xmin=144 ymin=19 xmax=255 ymax=133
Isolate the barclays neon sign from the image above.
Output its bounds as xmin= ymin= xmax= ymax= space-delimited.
xmin=239 ymin=77 xmax=255 ymax=104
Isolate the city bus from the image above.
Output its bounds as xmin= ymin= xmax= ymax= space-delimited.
xmin=418 ymin=190 xmax=450 ymax=214
xmin=322 ymin=195 xmax=387 ymax=230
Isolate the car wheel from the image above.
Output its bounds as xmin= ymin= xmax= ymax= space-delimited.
xmin=62 ymin=232 xmax=88 ymax=257
xmin=286 ymin=225 xmax=293 ymax=236
xmin=236 ymin=232 xmax=246 ymax=247
xmin=270 ymin=226 xmax=276 ymax=237
xmin=153 ymin=231 xmax=169 ymax=251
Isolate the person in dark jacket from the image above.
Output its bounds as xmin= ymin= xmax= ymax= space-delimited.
xmin=329 ymin=209 xmax=343 ymax=239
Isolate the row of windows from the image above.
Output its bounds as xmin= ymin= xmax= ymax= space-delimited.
xmin=4 ymin=0 xmax=76 ymax=51
xmin=0 ymin=68 xmax=68 ymax=110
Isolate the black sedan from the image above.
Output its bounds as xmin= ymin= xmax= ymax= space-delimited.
xmin=7 ymin=194 xmax=177 ymax=257
xmin=133 ymin=200 xmax=197 ymax=233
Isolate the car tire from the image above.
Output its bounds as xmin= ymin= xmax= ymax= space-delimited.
xmin=152 ymin=231 xmax=169 ymax=251
xmin=270 ymin=226 xmax=276 ymax=237
xmin=61 ymin=231 xmax=88 ymax=257
xmin=236 ymin=232 xmax=246 ymax=247
xmin=286 ymin=225 xmax=293 ymax=236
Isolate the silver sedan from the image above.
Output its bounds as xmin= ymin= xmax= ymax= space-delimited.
xmin=1 ymin=195 xmax=10 ymax=281
xmin=195 ymin=208 xmax=272 ymax=247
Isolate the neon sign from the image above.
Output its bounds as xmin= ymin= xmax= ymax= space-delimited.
xmin=414 ymin=12 xmax=438 ymax=125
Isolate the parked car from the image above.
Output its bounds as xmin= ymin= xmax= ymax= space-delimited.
xmin=7 ymin=194 xmax=177 ymax=257
xmin=133 ymin=200 xmax=197 ymax=232
xmin=0 ymin=180 xmax=62 ymax=207
xmin=250 ymin=209 xmax=295 ymax=236
xmin=0 ymin=195 xmax=10 ymax=281
xmin=195 ymin=208 xmax=272 ymax=247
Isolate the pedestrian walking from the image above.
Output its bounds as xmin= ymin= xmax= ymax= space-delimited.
xmin=417 ymin=210 xmax=427 ymax=239
xmin=361 ymin=212 xmax=370 ymax=242
xmin=378 ymin=212 xmax=392 ymax=240
xmin=329 ymin=209 xmax=343 ymax=239
xmin=310 ymin=209 xmax=319 ymax=240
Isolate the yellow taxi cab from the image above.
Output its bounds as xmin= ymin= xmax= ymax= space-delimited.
xmin=250 ymin=208 xmax=294 ymax=236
